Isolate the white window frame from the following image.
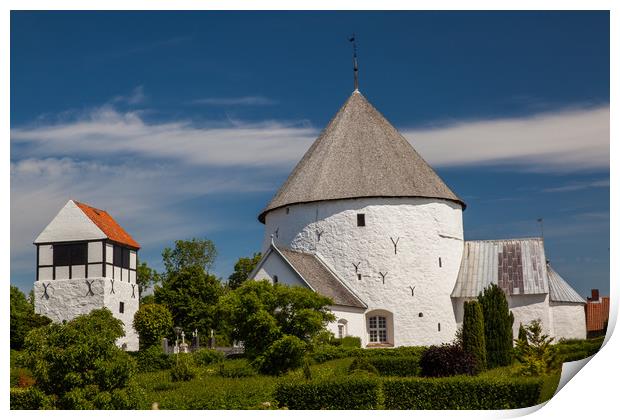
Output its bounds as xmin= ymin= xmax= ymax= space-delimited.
xmin=368 ymin=315 xmax=388 ymax=343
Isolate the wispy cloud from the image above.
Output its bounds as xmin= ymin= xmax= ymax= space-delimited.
xmin=542 ymin=179 xmax=609 ymax=193
xmin=112 ymin=85 xmax=146 ymax=105
xmin=189 ymin=96 xmax=278 ymax=106
xmin=404 ymin=105 xmax=609 ymax=172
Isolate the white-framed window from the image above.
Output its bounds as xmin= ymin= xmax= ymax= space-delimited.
xmin=368 ymin=315 xmax=387 ymax=343
xmin=337 ymin=319 xmax=348 ymax=339
xmin=338 ymin=324 xmax=344 ymax=338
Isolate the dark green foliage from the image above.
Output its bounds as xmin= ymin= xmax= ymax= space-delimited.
xmin=136 ymin=346 xmax=174 ymax=372
xmin=518 ymin=323 xmax=528 ymax=343
xmin=256 ymin=335 xmax=307 ymax=375
xmin=419 ymin=343 xmax=477 ymax=377
xmin=21 ymin=308 xmax=142 ymax=409
xmin=170 ymin=354 xmax=197 ymax=382
xmin=10 ymin=387 xmax=55 ymax=410
xmin=218 ymin=359 xmax=257 ymax=378
xmin=554 ymin=337 xmax=603 ymax=363
xmin=136 ymin=261 xmax=160 ymax=298
xmin=366 ymin=356 xmax=420 ymax=376
xmin=478 ymin=284 xmax=514 ymax=368
xmin=227 ymin=252 xmax=262 ymax=289
xmin=274 ymin=377 xmax=381 ymax=409
xmin=383 ymin=376 xmax=544 ymax=409
xmin=193 ymin=348 xmax=225 ymax=366
xmin=311 ymin=345 xmax=427 ymax=363
xmin=10 ymin=286 xmax=51 ymax=350
xmin=218 ymin=280 xmax=335 ymax=360
xmin=348 ymin=357 xmax=379 ymax=375
xmin=462 ymin=300 xmax=487 ymax=372
xmin=302 ymin=359 xmax=313 ymax=380
xmin=132 ymin=303 xmax=173 ymax=349
xmin=155 ymin=265 xmax=224 ymax=338
xmin=514 ymin=319 xmax=557 ymax=376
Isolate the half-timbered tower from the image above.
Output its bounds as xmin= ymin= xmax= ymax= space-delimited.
xmin=33 ymin=199 xmax=140 ymax=350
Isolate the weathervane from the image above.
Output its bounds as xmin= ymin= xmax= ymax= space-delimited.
xmin=349 ymin=34 xmax=359 ymax=91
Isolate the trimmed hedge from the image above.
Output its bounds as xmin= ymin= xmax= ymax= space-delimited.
xmin=383 ymin=376 xmax=543 ymax=409
xmin=311 ymin=345 xmax=426 ymax=363
xmin=366 ymin=356 xmax=420 ymax=377
xmin=554 ymin=338 xmax=603 ymax=363
xmin=218 ymin=359 xmax=257 ymax=378
xmin=275 ymin=377 xmax=381 ymax=409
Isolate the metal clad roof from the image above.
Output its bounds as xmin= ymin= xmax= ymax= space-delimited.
xmin=258 ymin=91 xmax=465 ymax=223
xmin=547 ymin=265 xmax=586 ymax=304
xmin=452 ymin=238 xmax=549 ymax=298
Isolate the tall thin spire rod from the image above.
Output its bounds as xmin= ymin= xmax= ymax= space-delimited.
xmin=349 ymin=34 xmax=359 ymax=91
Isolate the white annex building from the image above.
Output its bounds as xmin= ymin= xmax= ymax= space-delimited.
xmin=33 ymin=199 xmax=140 ymax=350
xmin=250 ymin=89 xmax=587 ymax=347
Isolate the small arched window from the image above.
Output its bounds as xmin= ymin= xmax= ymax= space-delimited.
xmin=337 ymin=319 xmax=348 ymax=339
xmin=273 ymin=275 xmax=279 ymax=284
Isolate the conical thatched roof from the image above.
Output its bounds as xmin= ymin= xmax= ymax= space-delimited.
xmin=258 ymin=90 xmax=465 ymax=223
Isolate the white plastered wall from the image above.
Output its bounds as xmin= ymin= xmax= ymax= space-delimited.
xmin=550 ymin=302 xmax=587 ymax=340
xmin=263 ymin=197 xmax=465 ymax=347
xmin=328 ymin=305 xmax=366 ymax=343
xmin=252 ymin=250 xmax=307 ymax=288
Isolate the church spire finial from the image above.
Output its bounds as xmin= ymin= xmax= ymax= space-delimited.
xmin=349 ymin=34 xmax=359 ymax=91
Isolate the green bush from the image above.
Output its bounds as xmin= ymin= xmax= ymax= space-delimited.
xmin=132 ymin=303 xmax=173 ymax=350
xmin=311 ymin=344 xmax=426 ymax=363
xmin=383 ymin=376 xmax=544 ymax=409
xmin=348 ymin=357 xmax=379 ymax=375
xmin=274 ymin=377 xmax=381 ymax=409
xmin=366 ymin=356 xmax=420 ymax=376
xmin=170 ymin=354 xmax=197 ymax=382
xmin=193 ymin=348 xmax=225 ymax=366
xmin=554 ymin=337 xmax=603 ymax=363
xmin=514 ymin=319 xmax=557 ymax=376
xmin=341 ymin=336 xmax=362 ymax=348
xmin=10 ymin=387 xmax=52 ymax=410
xmin=462 ymin=300 xmax=487 ymax=373
xmin=256 ymin=335 xmax=307 ymax=375
xmin=136 ymin=346 xmax=174 ymax=372
xmin=478 ymin=284 xmax=514 ymax=368
xmin=218 ymin=359 xmax=257 ymax=378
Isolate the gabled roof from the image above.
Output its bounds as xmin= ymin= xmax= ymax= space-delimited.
xmin=34 ymin=199 xmax=140 ymax=249
xmin=251 ymin=243 xmax=366 ymax=309
xmin=452 ymin=238 xmax=548 ymax=298
xmin=547 ymin=265 xmax=585 ymax=304
xmin=258 ymin=90 xmax=464 ymax=223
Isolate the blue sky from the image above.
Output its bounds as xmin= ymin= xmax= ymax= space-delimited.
xmin=10 ymin=11 xmax=609 ymax=297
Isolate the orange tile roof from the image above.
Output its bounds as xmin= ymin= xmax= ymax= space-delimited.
xmin=586 ymin=297 xmax=609 ymax=332
xmin=74 ymin=200 xmax=140 ymax=249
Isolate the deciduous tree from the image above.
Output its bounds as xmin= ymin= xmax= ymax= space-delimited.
xmin=227 ymin=252 xmax=262 ymax=289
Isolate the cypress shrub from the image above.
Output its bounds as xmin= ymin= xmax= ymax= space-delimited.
xmin=478 ymin=284 xmax=514 ymax=368
xmin=383 ymin=376 xmax=543 ymax=409
xmin=462 ymin=300 xmax=487 ymax=372
xmin=274 ymin=377 xmax=381 ymax=409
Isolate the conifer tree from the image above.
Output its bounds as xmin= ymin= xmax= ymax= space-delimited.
xmin=518 ymin=323 xmax=528 ymax=344
xmin=462 ymin=300 xmax=487 ymax=373
xmin=477 ymin=284 xmax=514 ymax=368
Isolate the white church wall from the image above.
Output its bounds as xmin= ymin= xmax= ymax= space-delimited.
xmin=39 ymin=245 xmax=53 ymax=266
xmin=34 ymin=200 xmax=106 ymax=244
xmin=509 ymin=294 xmax=553 ymax=338
xmin=550 ymin=302 xmax=587 ymax=340
xmin=88 ymin=241 xmax=103 ymax=263
xmin=328 ymin=305 xmax=366 ymax=344
xmin=263 ymin=196 xmax=464 ymax=347
xmin=252 ymin=250 xmax=307 ymax=287
xmin=38 ymin=267 xmax=53 ymax=281
xmin=103 ymin=279 xmax=140 ymax=351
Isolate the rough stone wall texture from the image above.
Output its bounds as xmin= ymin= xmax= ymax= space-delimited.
xmin=550 ymin=302 xmax=587 ymax=340
xmin=34 ymin=277 xmax=139 ymax=351
xmin=263 ymin=197 xmax=464 ymax=347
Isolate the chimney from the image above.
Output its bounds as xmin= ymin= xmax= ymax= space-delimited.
xmin=591 ymin=289 xmax=600 ymax=302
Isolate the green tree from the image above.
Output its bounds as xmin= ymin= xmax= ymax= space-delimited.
xmin=22 ymin=308 xmax=143 ymax=409
xmin=477 ymin=284 xmax=514 ymax=368
xmin=10 ymin=286 xmax=51 ymax=350
xmin=136 ymin=261 xmax=160 ymax=299
xmin=227 ymin=252 xmax=262 ymax=289
xmin=218 ymin=280 xmax=335 ymax=361
xmin=162 ymin=238 xmax=217 ymax=275
xmin=514 ymin=319 xmax=557 ymax=376
xmin=518 ymin=323 xmax=528 ymax=343
xmin=462 ymin=300 xmax=487 ymax=373
xmin=133 ymin=303 xmax=173 ymax=350
xmin=155 ymin=265 xmax=224 ymax=337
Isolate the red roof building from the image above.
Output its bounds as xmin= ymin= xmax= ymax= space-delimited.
xmin=585 ymin=289 xmax=609 ymax=338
